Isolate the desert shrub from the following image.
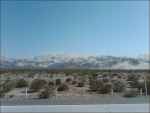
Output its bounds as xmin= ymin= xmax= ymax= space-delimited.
xmin=57 ymin=83 xmax=69 ymax=91
xmin=16 ymin=79 xmax=28 ymax=88
xmin=55 ymin=79 xmax=62 ymax=86
xmin=138 ymin=78 xmax=150 ymax=95
xmin=123 ymin=89 xmax=138 ymax=97
xmin=137 ymin=80 xmax=146 ymax=94
xmin=9 ymin=94 xmax=14 ymax=98
xmin=0 ymin=92 xmax=5 ymax=97
xmin=0 ymin=88 xmax=5 ymax=97
xmin=146 ymin=76 xmax=150 ymax=95
xmin=65 ymin=78 xmax=72 ymax=83
xmin=127 ymin=75 xmax=135 ymax=81
xmin=38 ymin=89 xmax=49 ymax=99
xmin=128 ymin=74 xmax=140 ymax=81
xmin=30 ymin=79 xmax=47 ymax=92
xmin=48 ymin=81 xmax=55 ymax=87
xmin=38 ymin=85 xmax=55 ymax=99
xmin=0 ymin=83 xmax=4 ymax=97
xmin=147 ymin=81 xmax=150 ymax=95
xmin=128 ymin=81 xmax=139 ymax=88
xmin=103 ymin=77 xmax=109 ymax=83
xmin=104 ymin=83 xmax=112 ymax=93
xmin=89 ymin=77 xmax=98 ymax=91
xmin=127 ymin=75 xmax=139 ymax=88
xmin=97 ymin=83 xmax=112 ymax=94
xmin=3 ymin=80 xmax=16 ymax=93
xmin=79 ymin=76 xmax=86 ymax=83
xmin=77 ymin=82 xmax=84 ymax=87
xmin=94 ymin=79 xmax=112 ymax=94
xmin=112 ymin=80 xmax=126 ymax=92
xmin=72 ymin=80 xmax=77 ymax=85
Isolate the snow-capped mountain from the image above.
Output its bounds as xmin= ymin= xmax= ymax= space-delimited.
xmin=0 ymin=54 xmax=149 ymax=69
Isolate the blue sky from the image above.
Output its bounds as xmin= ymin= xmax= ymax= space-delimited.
xmin=1 ymin=1 xmax=149 ymax=58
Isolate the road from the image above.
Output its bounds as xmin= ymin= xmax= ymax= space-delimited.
xmin=0 ymin=95 xmax=149 ymax=106
xmin=1 ymin=104 xmax=149 ymax=113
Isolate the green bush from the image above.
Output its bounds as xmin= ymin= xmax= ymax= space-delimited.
xmin=0 ymin=93 xmax=5 ymax=97
xmin=123 ymin=89 xmax=138 ymax=97
xmin=30 ymin=79 xmax=47 ymax=92
xmin=139 ymin=79 xmax=150 ymax=95
xmin=0 ymin=82 xmax=6 ymax=97
xmin=3 ymin=80 xmax=16 ymax=93
xmin=38 ymin=85 xmax=55 ymax=99
xmin=97 ymin=83 xmax=112 ymax=94
xmin=65 ymin=78 xmax=72 ymax=83
xmin=55 ymin=79 xmax=62 ymax=86
xmin=127 ymin=75 xmax=139 ymax=88
xmin=89 ymin=77 xmax=98 ymax=91
xmin=48 ymin=81 xmax=55 ymax=87
xmin=0 ymin=88 xmax=5 ymax=97
xmin=57 ymin=83 xmax=69 ymax=91
xmin=16 ymin=79 xmax=28 ymax=88
xmin=72 ymin=80 xmax=77 ymax=85
xmin=9 ymin=94 xmax=14 ymax=98
xmin=112 ymin=80 xmax=126 ymax=92
xmin=103 ymin=78 xmax=109 ymax=83
xmin=146 ymin=76 xmax=150 ymax=95
xmin=147 ymin=81 xmax=150 ymax=95
xmin=77 ymin=82 xmax=84 ymax=87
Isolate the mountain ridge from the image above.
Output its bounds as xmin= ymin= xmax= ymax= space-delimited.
xmin=0 ymin=54 xmax=149 ymax=69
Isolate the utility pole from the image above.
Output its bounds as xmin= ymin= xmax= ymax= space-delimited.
xmin=25 ymin=87 xmax=28 ymax=98
xmin=140 ymin=88 xmax=143 ymax=96
xmin=144 ymin=76 xmax=148 ymax=96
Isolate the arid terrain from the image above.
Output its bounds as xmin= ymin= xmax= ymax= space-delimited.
xmin=0 ymin=69 xmax=149 ymax=105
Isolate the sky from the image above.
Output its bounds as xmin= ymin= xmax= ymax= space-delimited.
xmin=1 ymin=1 xmax=149 ymax=58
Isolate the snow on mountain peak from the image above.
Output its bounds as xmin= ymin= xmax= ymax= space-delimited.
xmin=0 ymin=54 xmax=149 ymax=69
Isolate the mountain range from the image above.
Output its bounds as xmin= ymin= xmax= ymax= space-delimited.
xmin=0 ymin=54 xmax=149 ymax=69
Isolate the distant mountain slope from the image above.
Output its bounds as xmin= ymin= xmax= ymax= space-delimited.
xmin=0 ymin=54 xmax=149 ymax=69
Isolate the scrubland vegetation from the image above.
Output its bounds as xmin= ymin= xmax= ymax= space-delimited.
xmin=0 ymin=69 xmax=149 ymax=99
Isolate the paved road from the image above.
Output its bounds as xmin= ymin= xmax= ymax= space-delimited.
xmin=1 ymin=104 xmax=149 ymax=113
xmin=0 ymin=95 xmax=149 ymax=106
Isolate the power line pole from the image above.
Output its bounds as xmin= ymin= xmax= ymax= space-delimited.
xmin=144 ymin=76 xmax=148 ymax=96
xmin=25 ymin=87 xmax=28 ymax=98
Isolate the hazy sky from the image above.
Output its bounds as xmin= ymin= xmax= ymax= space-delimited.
xmin=1 ymin=1 xmax=149 ymax=58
